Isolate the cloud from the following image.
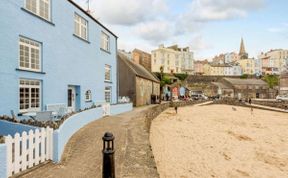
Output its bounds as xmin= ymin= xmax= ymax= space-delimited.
xmin=183 ymin=0 xmax=264 ymax=22
xmin=84 ymin=0 xmax=168 ymax=26
xmin=267 ymin=23 xmax=288 ymax=33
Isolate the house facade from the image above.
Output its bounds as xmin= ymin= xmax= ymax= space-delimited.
xmin=118 ymin=53 xmax=160 ymax=106
xmin=0 ymin=0 xmax=118 ymax=116
xmin=151 ymin=44 xmax=194 ymax=74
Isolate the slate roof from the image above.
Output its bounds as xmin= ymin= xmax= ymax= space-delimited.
xmin=211 ymin=82 xmax=232 ymax=89
xmin=223 ymin=78 xmax=268 ymax=85
xmin=118 ymin=53 xmax=159 ymax=83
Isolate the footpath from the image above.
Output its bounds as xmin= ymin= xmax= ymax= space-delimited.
xmin=16 ymin=105 xmax=159 ymax=178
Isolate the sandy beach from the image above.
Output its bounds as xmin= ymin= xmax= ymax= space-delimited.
xmin=150 ymin=104 xmax=288 ymax=178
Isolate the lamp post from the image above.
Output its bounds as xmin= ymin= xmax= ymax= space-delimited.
xmin=160 ymin=66 xmax=164 ymax=103
xmin=102 ymin=132 xmax=115 ymax=178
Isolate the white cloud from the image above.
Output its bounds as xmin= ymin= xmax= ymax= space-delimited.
xmin=183 ymin=0 xmax=264 ymax=22
xmin=84 ymin=0 xmax=168 ymax=26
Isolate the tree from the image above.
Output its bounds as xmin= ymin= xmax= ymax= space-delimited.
xmin=262 ymin=74 xmax=279 ymax=88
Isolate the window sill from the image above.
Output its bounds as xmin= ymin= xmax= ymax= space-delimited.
xmin=73 ymin=34 xmax=90 ymax=44
xmin=100 ymin=48 xmax=111 ymax=54
xmin=16 ymin=68 xmax=46 ymax=74
xmin=21 ymin=8 xmax=55 ymax=26
xmin=104 ymin=81 xmax=113 ymax=84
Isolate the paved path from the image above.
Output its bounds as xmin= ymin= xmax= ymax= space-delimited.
xmin=16 ymin=105 xmax=159 ymax=178
xmin=246 ymin=103 xmax=288 ymax=113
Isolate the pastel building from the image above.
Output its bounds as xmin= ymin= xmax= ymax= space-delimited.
xmin=151 ymin=44 xmax=194 ymax=74
xmin=0 ymin=0 xmax=118 ymax=116
xmin=259 ymin=49 xmax=288 ymax=75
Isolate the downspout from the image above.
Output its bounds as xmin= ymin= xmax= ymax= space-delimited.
xmin=116 ymin=38 xmax=119 ymax=104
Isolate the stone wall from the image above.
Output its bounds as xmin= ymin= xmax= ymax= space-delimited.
xmin=251 ymin=100 xmax=288 ymax=109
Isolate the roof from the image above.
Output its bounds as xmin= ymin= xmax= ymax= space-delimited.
xmin=67 ymin=0 xmax=118 ymax=38
xmin=210 ymin=63 xmax=232 ymax=67
xmin=211 ymin=82 xmax=232 ymax=89
xmin=118 ymin=53 xmax=159 ymax=83
xmin=223 ymin=78 xmax=268 ymax=85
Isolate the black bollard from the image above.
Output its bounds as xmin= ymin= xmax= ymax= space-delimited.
xmin=102 ymin=132 xmax=115 ymax=178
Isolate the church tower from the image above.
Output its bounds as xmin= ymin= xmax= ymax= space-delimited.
xmin=239 ymin=38 xmax=248 ymax=59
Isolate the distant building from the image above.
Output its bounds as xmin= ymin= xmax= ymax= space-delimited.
xmin=118 ymin=49 xmax=132 ymax=60
xmin=225 ymin=52 xmax=239 ymax=63
xmin=151 ymin=44 xmax=194 ymax=74
xmin=118 ymin=53 xmax=160 ymax=106
xmin=239 ymin=38 xmax=248 ymax=59
xmin=204 ymin=63 xmax=241 ymax=76
xmin=132 ymin=49 xmax=152 ymax=71
xmin=194 ymin=60 xmax=208 ymax=75
xmin=217 ymin=78 xmax=269 ymax=99
xmin=258 ymin=49 xmax=288 ymax=75
xmin=279 ymin=70 xmax=288 ymax=95
xmin=238 ymin=58 xmax=256 ymax=75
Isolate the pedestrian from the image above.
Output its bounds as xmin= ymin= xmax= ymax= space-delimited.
xmin=248 ymin=98 xmax=252 ymax=105
xmin=175 ymin=106 xmax=178 ymax=114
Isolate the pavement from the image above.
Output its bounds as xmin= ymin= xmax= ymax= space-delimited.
xmin=246 ymin=103 xmax=288 ymax=113
xmin=16 ymin=105 xmax=159 ymax=178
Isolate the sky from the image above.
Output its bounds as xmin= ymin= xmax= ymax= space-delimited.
xmin=74 ymin=0 xmax=288 ymax=60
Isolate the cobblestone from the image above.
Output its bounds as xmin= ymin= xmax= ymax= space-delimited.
xmin=16 ymin=105 xmax=159 ymax=178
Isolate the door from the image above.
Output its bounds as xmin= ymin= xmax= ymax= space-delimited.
xmin=67 ymin=86 xmax=76 ymax=112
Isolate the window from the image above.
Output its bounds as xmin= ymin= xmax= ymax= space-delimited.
xmin=101 ymin=32 xmax=110 ymax=51
xmin=74 ymin=13 xmax=88 ymax=40
xmin=25 ymin=0 xmax=51 ymax=21
xmin=105 ymin=87 xmax=111 ymax=103
xmin=19 ymin=37 xmax=41 ymax=72
xmin=19 ymin=79 xmax=41 ymax=112
xmin=85 ymin=90 xmax=92 ymax=102
xmin=105 ymin=65 xmax=111 ymax=81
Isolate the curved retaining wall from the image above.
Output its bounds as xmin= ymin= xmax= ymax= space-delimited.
xmin=0 ymin=144 xmax=7 ymax=178
xmin=0 ymin=120 xmax=37 ymax=136
xmin=53 ymin=103 xmax=133 ymax=162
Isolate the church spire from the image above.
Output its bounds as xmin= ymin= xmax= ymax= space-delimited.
xmin=239 ymin=38 xmax=248 ymax=59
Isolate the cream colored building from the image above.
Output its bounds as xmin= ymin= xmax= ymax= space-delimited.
xmin=238 ymin=58 xmax=256 ymax=75
xmin=258 ymin=49 xmax=288 ymax=75
xmin=151 ymin=44 xmax=194 ymax=74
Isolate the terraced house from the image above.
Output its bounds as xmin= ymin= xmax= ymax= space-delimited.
xmin=0 ymin=0 xmax=118 ymax=116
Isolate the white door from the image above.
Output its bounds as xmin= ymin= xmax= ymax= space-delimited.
xmin=67 ymin=86 xmax=76 ymax=112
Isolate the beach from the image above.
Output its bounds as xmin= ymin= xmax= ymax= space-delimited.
xmin=150 ymin=104 xmax=288 ymax=178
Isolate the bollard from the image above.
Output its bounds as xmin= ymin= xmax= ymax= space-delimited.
xmin=102 ymin=132 xmax=115 ymax=178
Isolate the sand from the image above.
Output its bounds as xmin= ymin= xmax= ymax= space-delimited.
xmin=150 ymin=104 xmax=288 ymax=178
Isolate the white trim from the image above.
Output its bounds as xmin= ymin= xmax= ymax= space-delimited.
xmin=24 ymin=0 xmax=51 ymax=21
xmin=74 ymin=13 xmax=88 ymax=40
xmin=19 ymin=79 xmax=41 ymax=113
xmin=101 ymin=32 xmax=110 ymax=52
xmin=19 ymin=37 xmax=41 ymax=72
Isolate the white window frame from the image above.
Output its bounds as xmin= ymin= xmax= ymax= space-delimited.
xmin=25 ymin=0 xmax=51 ymax=21
xmin=105 ymin=65 xmax=111 ymax=81
xmin=19 ymin=79 xmax=41 ymax=113
xmin=105 ymin=87 xmax=112 ymax=103
xmin=74 ymin=13 xmax=88 ymax=40
xmin=85 ymin=90 xmax=92 ymax=102
xmin=101 ymin=32 xmax=110 ymax=52
xmin=19 ymin=37 xmax=41 ymax=72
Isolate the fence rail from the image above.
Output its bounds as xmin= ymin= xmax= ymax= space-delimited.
xmin=5 ymin=127 xmax=53 ymax=176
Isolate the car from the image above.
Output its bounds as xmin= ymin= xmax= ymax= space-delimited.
xmin=191 ymin=94 xmax=208 ymax=100
xmin=276 ymin=95 xmax=288 ymax=102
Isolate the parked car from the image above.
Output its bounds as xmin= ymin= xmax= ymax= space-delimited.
xmin=191 ymin=94 xmax=208 ymax=100
xmin=276 ymin=95 xmax=288 ymax=102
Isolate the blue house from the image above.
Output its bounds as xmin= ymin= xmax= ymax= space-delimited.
xmin=0 ymin=0 xmax=118 ymax=116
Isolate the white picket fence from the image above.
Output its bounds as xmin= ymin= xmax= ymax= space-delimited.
xmin=5 ymin=127 xmax=53 ymax=176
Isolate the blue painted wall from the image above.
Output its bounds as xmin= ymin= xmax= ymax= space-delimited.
xmin=0 ymin=120 xmax=37 ymax=136
xmin=0 ymin=144 xmax=7 ymax=178
xmin=111 ymin=103 xmax=133 ymax=115
xmin=0 ymin=0 xmax=118 ymax=116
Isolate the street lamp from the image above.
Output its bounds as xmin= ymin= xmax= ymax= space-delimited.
xmin=160 ymin=66 xmax=164 ymax=103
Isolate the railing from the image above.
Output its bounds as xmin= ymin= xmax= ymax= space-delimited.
xmin=5 ymin=127 xmax=53 ymax=176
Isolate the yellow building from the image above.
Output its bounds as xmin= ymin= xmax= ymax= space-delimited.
xmin=151 ymin=44 xmax=194 ymax=74
xmin=238 ymin=58 xmax=255 ymax=75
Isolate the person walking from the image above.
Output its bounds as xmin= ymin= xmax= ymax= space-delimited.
xmin=248 ymin=98 xmax=252 ymax=105
xmin=175 ymin=106 xmax=178 ymax=114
